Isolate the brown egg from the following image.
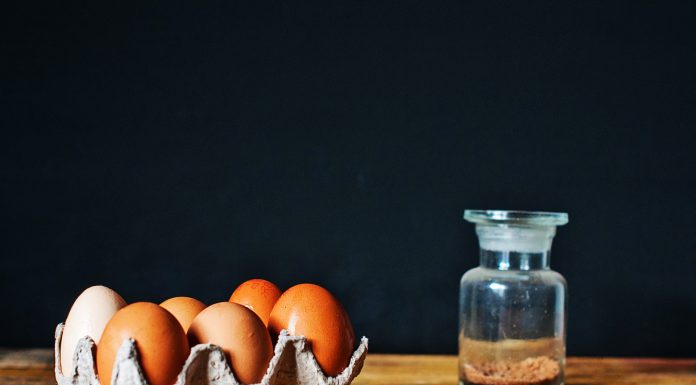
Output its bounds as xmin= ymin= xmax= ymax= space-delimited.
xmin=188 ymin=302 xmax=273 ymax=384
xmin=229 ymin=278 xmax=281 ymax=326
xmin=160 ymin=297 xmax=206 ymax=332
xmin=97 ymin=302 xmax=189 ymax=385
xmin=268 ymin=283 xmax=355 ymax=377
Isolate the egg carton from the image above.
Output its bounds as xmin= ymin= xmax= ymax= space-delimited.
xmin=54 ymin=323 xmax=368 ymax=385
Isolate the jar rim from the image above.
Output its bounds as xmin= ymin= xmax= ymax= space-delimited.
xmin=464 ymin=209 xmax=569 ymax=226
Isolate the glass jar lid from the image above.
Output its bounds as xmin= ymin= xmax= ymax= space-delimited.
xmin=464 ymin=210 xmax=569 ymax=227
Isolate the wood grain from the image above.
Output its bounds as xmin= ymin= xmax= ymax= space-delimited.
xmin=1 ymin=349 xmax=695 ymax=385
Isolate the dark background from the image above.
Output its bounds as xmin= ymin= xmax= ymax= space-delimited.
xmin=2 ymin=1 xmax=695 ymax=356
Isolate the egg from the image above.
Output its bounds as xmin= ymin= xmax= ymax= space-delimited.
xmin=160 ymin=297 xmax=206 ymax=332
xmin=188 ymin=302 xmax=273 ymax=384
xmin=229 ymin=278 xmax=281 ymax=326
xmin=97 ymin=302 xmax=189 ymax=385
xmin=60 ymin=285 xmax=126 ymax=376
xmin=268 ymin=283 xmax=355 ymax=377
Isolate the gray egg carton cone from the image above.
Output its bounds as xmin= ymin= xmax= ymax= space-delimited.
xmin=54 ymin=323 xmax=368 ymax=385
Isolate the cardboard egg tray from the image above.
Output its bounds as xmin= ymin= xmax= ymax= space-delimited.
xmin=54 ymin=323 xmax=368 ymax=385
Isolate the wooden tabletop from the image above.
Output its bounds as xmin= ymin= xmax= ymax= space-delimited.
xmin=1 ymin=349 xmax=696 ymax=385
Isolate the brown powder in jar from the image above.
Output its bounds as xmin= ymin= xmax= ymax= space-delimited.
xmin=463 ymin=356 xmax=560 ymax=385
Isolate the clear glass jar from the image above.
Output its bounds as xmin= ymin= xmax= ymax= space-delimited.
xmin=459 ymin=210 xmax=568 ymax=385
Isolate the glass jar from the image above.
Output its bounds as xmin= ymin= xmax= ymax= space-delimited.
xmin=459 ymin=210 xmax=569 ymax=385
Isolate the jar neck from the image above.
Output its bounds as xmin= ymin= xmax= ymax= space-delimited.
xmin=479 ymin=249 xmax=550 ymax=270
xmin=475 ymin=224 xmax=556 ymax=271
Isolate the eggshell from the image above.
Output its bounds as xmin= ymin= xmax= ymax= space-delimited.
xmin=60 ymin=285 xmax=126 ymax=376
xmin=160 ymin=297 xmax=206 ymax=332
xmin=188 ymin=302 xmax=273 ymax=385
xmin=229 ymin=279 xmax=281 ymax=326
xmin=97 ymin=302 xmax=189 ymax=385
xmin=268 ymin=283 xmax=355 ymax=377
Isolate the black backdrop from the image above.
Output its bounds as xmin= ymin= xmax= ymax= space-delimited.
xmin=2 ymin=1 xmax=696 ymax=356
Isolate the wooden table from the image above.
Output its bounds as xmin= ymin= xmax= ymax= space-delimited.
xmin=2 ymin=349 xmax=696 ymax=385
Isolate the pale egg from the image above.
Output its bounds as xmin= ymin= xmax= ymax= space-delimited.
xmin=60 ymin=285 xmax=126 ymax=376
